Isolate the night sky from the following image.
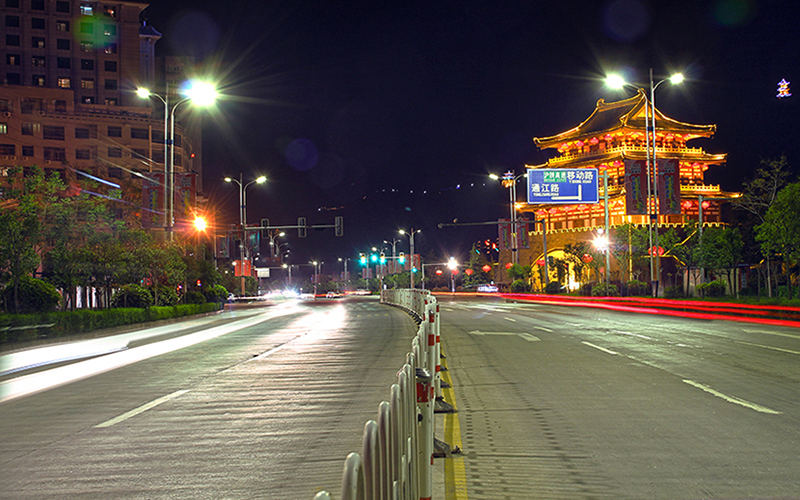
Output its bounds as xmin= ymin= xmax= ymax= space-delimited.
xmin=140 ymin=0 xmax=800 ymax=269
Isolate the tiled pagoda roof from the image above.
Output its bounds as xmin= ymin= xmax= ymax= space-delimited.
xmin=534 ymin=89 xmax=717 ymax=149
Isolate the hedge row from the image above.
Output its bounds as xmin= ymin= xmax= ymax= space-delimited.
xmin=0 ymin=303 xmax=221 ymax=345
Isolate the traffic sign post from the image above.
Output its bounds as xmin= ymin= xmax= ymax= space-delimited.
xmin=527 ymin=168 xmax=599 ymax=204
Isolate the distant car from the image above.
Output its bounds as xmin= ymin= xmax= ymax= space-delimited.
xmin=325 ymin=291 xmax=343 ymax=298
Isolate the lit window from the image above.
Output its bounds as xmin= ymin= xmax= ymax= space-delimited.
xmin=57 ymin=77 xmax=71 ymax=88
xmin=82 ymin=96 xmax=95 ymax=104
xmin=21 ymin=123 xmax=39 ymax=135
xmin=0 ymin=124 xmax=7 ymax=134
xmin=32 ymin=37 xmax=45 ymax=49
xmin=104 ymin=98 xmax=118 ymax=106
xmin=32 ymin=56 xmax=45 ymax=67
xmin=32 ymin=75 xmax=45 ymax=87
xmin=6 ymin=54 xmax=19 ymax=65
xmin=81 ymin=78 xmax=94 ymax=89
xmin=104 ymin=24 xmax=116 ymax=36
xmin=80 ymin=4 xmax=93 ymax=15
xmin=56 ymin=20 xmax=69 ymax=31
xmin=104 ymin=43 xmax=116 ymax=54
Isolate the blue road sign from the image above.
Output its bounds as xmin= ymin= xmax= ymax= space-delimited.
xmin=527 ymin=168 xmax=599 ymax=204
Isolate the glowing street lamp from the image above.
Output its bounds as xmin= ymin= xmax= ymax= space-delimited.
xmin=224 ymin=174 xmax=266 ymax=296
xmin=447 ymin=257 xmax=458 ymax=293
xmin=605 ymin=69 xmax=684 ymax=296
xmin=137 ymin=80 xmax=218 ymax=240
xmin=399 ymin=228 xmax=421 ymax=288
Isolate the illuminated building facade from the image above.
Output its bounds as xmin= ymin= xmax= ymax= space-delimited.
xmin=0 ymin=1 xmax=201 ymax=230
xmin=511 ymin=89 xmax=737 ymax=289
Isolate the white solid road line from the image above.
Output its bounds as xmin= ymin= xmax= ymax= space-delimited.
xmin=582 ymin=341 xmax=618 ymax=355
xmin=95 ymin=389 xmax=190 ymax=428
xmin=683 ymin=379 xmax=781 ymax=415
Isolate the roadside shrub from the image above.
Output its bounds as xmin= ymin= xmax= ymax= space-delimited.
xmin=111 ymin=284 xmax=153 ymax=309
xmin=204 ymin=284 xmax=229 ymax=304
xmin=1 ymin=276 xmax=60 ymax=313
xmin=664 ymin=285 xmax=684 ymax=299
xmin=545 ymin=281 xmax=564 ymax=294
xmin=184 ymin=290 xmax=206 ymax=304
xmin=510 ymin=279 xmax=529 ymax=293
xmin=697 ymin=280 xmax=727 ymax=298
xmin=592 ymin=283 xmax=620 ymax=297
xmin=150 ymin=285 xmax=179 ymax=306
xmin=626 ymin=280 xmax=649 ymax=296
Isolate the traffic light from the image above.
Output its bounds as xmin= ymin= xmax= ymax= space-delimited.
xmin=379 ymin=252 xmax=386 ymax=264
xmin=335 ymin=216 xmax=344 ymax=237
xmin=261 ymin=218 xmax=269 ymax=238
xmin=398 ymin=252 xmax=405 ymax=264
xmin=360 ymin=253 xmax=367 ymax=265
xmin=371 ymin=253 xmax=378 ymax=263
xmin=298 ymin=217 xmax=307 ymax=238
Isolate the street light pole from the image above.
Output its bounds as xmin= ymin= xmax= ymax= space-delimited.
xmin=399 ymin=229 xmax=421 ymax=288
xmin=224 ymin=174 xmax=266 ymax=296
xmin=137 ymin=81 xmax=217 ymax=241
xmin=606 ymin=70 xmax=683 ymax=296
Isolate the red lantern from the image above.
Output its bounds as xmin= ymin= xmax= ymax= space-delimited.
xmin=465 ymin=268 xmax=474 ymax=276
xmin=435 ymin=269 xmax=443 ymax=275
xmin=537 ymin=259 xmax=546 ymax=266
xmin=452 ymin=269 xmax=459 ymax=275
xmin=582 ymin=254 xmax=593 ymax=263
xmin=649 ymin=246 xmax=665 ymax=256
xmin=505 ymin=262 xmax=513 ymax=269
xmin=482 ymin=264 xmax=492 ymax=273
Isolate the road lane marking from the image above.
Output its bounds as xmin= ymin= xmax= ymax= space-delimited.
xmin=533 ymin=326 xmax=553 ymax=332
xmin=682 ymin=380 xmax=781 ymax=415
xmin=95 ymin=389 xmax=190 ymax=428
xmin=441 ymin=358 xmax=468 ymax=500
xmin=503 ymin=317 xmax=517 ymax=322
xmin=468 ymin=330 xmax=540 ymax=341
xmin=582 ymin=341 xmax=618 ymax=355
xmin=735 ymin=340 xmax=800 ymax=356
xmin=742 ymin=328 xmax=800 ymax=340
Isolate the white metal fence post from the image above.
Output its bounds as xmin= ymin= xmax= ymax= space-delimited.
xmin=415 ymin=367 xmax=433 ymax=500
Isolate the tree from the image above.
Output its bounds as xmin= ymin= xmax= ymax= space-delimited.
xmin=757 ymin=182 xmax=800 ymax=299
xmin=462 ymin=243 xmax=493 ymax=289
xmin=701 ymin=226 xmax=744 ymax=298
xmin=734 ymin=156 xmax=793 ymax=296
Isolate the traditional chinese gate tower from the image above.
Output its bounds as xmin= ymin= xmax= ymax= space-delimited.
xmin=513 ymin=89 xmax=736 ymax=288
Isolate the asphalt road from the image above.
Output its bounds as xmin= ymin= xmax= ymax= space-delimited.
xmin=439 ymin=295 xmax=800 ymax=499
xmin=0 ymin=297 xmax=417 ymax=499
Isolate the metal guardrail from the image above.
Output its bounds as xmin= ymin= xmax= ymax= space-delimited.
xmin=315 ymin=289 xmax=440 ymax=500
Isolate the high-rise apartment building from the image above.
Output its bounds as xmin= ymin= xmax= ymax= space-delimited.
xmin=0 ymin=0 xmax=201 ymax=229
